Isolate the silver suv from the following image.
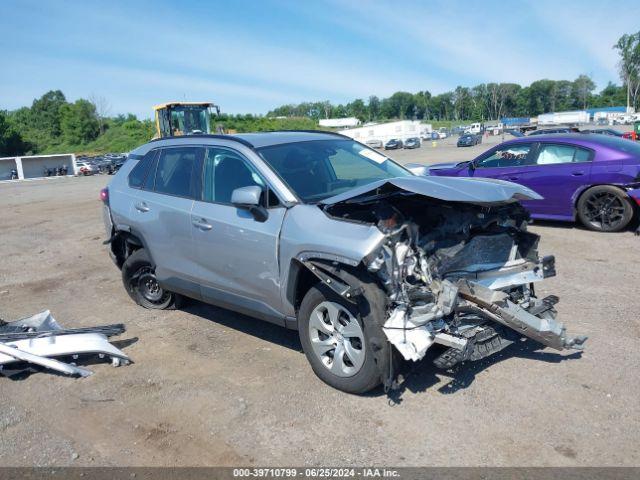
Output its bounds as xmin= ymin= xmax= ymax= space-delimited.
xmin=102 ymin=131 xmax=586 ymax=393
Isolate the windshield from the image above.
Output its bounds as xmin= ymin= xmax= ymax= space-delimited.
xmin=170 ymin=106 xmax=211 ymax=135
xmin=257 ymin=139 xmax=411 ymax=202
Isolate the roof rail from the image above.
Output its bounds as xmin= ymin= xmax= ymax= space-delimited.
xmin=271 ymin=129 xmax=352 ymax=139
xmin=147 ymin=134 xmax=255 ymax=149
xmin=146 ymin=130 xmax=351 ymax=149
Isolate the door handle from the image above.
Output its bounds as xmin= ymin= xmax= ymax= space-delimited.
xmin=571 ymin=172 xmax=585 ymax=176
xmin=192 ymin=218 xmax=212 ymax=231
xmin=135 ymin=202 xmax=149 ymax=212
xmin=507 ymin=176 xmax=520 ymax=181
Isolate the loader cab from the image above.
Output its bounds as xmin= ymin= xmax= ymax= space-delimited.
xmin=153 ymin=102 xmax=219 ymax=138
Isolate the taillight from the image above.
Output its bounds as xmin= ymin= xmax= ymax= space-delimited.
xmin=100 ymin=187 xmax=109 ymax=204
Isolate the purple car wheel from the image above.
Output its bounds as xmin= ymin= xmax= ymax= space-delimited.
xmin=577 ymin=185 xmax=634 ymax=232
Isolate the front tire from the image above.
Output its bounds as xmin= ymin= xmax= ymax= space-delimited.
xmin=577 ymin=185 xmax=634 ymax=232
xmin=298 ymin=276 xmax=392 ymax=394
xmin=121 ymin=249 xmax=175 ymax=309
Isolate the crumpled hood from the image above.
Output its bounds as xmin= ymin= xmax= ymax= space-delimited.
xmin=320 ymin=176 xmax=542 ymax=205
xmin=426 ymin=161 xmax=465 ymax=170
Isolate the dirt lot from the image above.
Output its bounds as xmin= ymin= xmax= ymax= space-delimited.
xmin=1 ymin=143 xmax=640 ymax=467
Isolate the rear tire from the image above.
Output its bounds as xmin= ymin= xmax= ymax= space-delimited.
xmin=121 ymin=249 xmax=175 ymax=309
xmin=577 ymin=185 xmax=634 ymax=232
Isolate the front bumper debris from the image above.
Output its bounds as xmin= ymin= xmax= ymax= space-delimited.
xmin=0 ymin=310 xmax=131 ymax=378
xmin=456 ymin=280 xmax=587 ymax=351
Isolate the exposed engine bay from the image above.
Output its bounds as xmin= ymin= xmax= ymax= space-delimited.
xmin=323 ymin=188 xmax=587 ymax=370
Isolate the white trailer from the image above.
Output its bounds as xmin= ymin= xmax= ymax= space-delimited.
xmin=319 ymin=117 xmax=361 ymax=128
xmin=538 ymin=111 xmax=590 ymax=126
xmin=339 ymin=120 xmax=432 ymax=144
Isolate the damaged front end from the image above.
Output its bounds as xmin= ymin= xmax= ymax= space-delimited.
xmin=322 ymin=179 xmax=587 ymax=371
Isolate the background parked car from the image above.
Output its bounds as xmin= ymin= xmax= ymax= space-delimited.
xmin=108 ymin=156 xmax=126 ymax=174
xmin=384 ymin=138 xmax=403 ymax=150
xmin=93 ymin=157 xmax=113 ymax=173
xmin=76 ymin=161 xmax=97 ymax=175
xmin=581 ymin=128 xmax=623 ymax=137
xmin=425 ymin=134 xmax=640 ymax=232
xmin=365 ymin=139 xmax=383 ymax=148
xmin=457 ymin=133 xmax=481 ymax=147
xmin=506 ymin=129 xmax=525 ymax=138
xmin=436 ymin=128 xmax=448 ymax=139
xmin=528 ymin=127 xmax=579 ymax=136
xmin=403 ymin=137 xmax=421 ymax=149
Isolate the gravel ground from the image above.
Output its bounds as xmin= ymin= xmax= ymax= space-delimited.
xmin=1 ymin=141 xmax=639 ymax=467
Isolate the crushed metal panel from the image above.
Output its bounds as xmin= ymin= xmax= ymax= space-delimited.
xmin=0 ymin=343 xmax=93 ymax=377
xmin=457 ymin=280 xmax=587 ymax=350
xmin=0 ymin=311 xmax=131 ymax=377
xmin=0 ymin=333 xmax=130 ymax=366
xmin=383 ymin=306 xmax=435 ymax=361
xmin=320 ymin=176 xmax=543 ymax=206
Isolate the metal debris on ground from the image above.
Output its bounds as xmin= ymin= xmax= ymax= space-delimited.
xmin=0 ymin=310 xmax=131 ymax=378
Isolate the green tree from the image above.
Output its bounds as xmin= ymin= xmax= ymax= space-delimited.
xmin=31 ymin=90 xmax=67 ymax=138
xmin=60 ymin=99 xmax=100 ymax=145
xmin=596 ymin=82 xmax=627 ymax=106
xmin=346 ymin=98 xmax=367 ymax=121
xmin=572 ymin=75 xmax=596 ymax=109
xmin=614 ymin=31 xmax=640 ymax=110
xmin=367 ymin=96 xmax=380 ymax=120
xmin=0 ymin=111 xmax=30 ymax=156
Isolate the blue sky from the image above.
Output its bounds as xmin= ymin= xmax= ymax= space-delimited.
xmin=0 ymin=0 xmax=637 ymax=119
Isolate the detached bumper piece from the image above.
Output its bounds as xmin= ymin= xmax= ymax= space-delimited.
xmin=382 ymin=279 xmax=587 ymax=369
xmin=0 ymin=310 xmax=131 ymax=378
xmin=457 ymin=281 xmax=587 ymax=351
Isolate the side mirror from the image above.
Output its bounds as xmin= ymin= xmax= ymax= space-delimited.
xmin=468 ymin=160 xmax=476 ymax=172
xmin=231 ymin=186 xmax=268 ymax=222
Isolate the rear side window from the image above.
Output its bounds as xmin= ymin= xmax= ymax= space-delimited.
xmin=154 ymin=147 xmax=201 ymax=198
xmin=128 ymin=150 xmax=156 ymax=188
xmin=536 ymin=144 xmax=592 ymax=165
xmin=142 ymin=153 xmax=159 ymax=190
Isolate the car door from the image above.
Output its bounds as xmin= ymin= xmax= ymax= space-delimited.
xmin=468 ymin=142 xmax=536 ymax=183
xmin=190 ymin=146 xmax=287 ymax=325
xmin=129 ymin=146 xmax=204 ymax=295
xmin=513 ymin=143 xmax=593 ymax=218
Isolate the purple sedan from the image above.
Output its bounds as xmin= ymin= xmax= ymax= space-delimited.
xmin=422 ymin=134 xmax=640 ymax=232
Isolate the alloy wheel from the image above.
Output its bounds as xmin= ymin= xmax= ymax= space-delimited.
xmin=308 ymin=301 xmax=365 ymax=377
xmin=582 ymin=191 xmax=627 ymax=231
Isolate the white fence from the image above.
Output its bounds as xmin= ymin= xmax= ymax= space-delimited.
xmin=0 ymin=153 xmax=77 ymax=181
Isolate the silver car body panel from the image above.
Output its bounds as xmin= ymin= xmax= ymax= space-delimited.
xmin=278 ymin=204 xmax=386 ymax=316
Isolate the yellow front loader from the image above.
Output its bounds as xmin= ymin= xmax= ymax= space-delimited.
xmin=153 ymin=102 xmax=220 ymax=138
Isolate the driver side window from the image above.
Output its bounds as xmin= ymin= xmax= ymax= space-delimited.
xmin=202 ymin=148 xmax=272 ymax=205
xmin=477 ymin=144 xmax=532 ymax=168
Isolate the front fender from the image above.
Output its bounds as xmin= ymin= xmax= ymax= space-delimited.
xmin=627 ymin=188 xmax=640 ymax=207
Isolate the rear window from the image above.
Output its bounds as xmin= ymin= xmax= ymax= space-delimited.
xmin=127 ymin=150 xmax=156 ymax=188
xmin=592 ymin=135 xmax=640 ymax=156
xmin=536 ymin=144 xmax=592 ymax=164
xmin=153 ymin=147 xmax=200 ymax=198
